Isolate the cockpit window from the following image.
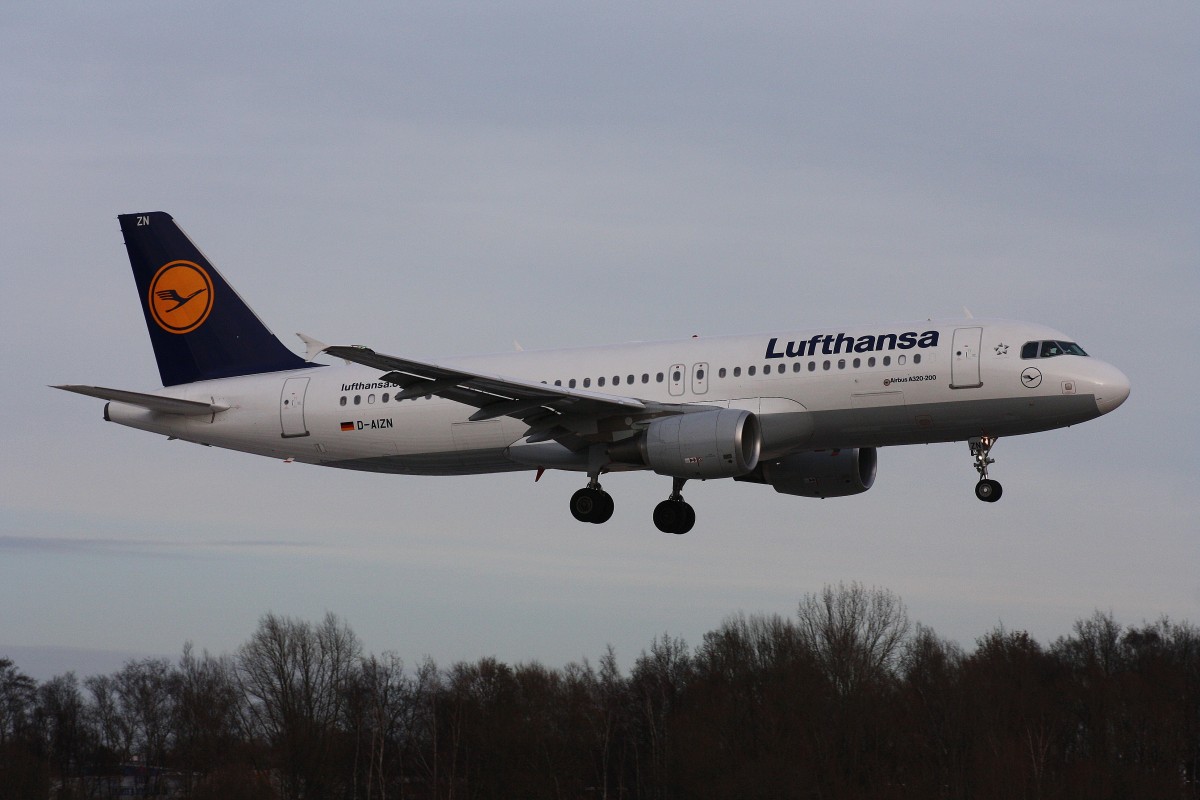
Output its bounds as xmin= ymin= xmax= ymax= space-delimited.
xmin=1040 ymin=341 xmax=1065 ymax=358
xmin=1059 ymin=342 xmax=1088 ymax=356
xmin=1022 ymin=340 xmax=1088 ymax=359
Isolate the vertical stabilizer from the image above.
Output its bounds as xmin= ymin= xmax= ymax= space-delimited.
xmin=119 ymin=212 xmax=308 ymax=386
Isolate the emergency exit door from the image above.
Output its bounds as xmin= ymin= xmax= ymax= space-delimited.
xmin=950 ymin=327 xmax=983 ymax=389
xmin=280 ymin=377 xmax=311 ymax=438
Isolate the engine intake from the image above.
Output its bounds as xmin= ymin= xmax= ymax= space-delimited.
xmin=736 ymin=447 xmax=877 ymax=498
xmin=609 ymin=408 xmax=761 ymax=479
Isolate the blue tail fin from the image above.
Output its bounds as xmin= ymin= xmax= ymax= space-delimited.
xmin=119 ymin=212 xmax=308 ymax=386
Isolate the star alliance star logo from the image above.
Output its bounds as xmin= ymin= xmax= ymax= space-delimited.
xmin=994 ymin=343 xmax=1009 ymax=355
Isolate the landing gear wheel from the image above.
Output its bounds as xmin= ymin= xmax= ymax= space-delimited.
xmin=570 ymin=488 xmax=614 ymax=524
xmin=594 ymin=490 xmax=615 ymax=523
xmin=975 ymin=479 xmax=1003 ymax=503
xmin=653 ymin=500 xmax=695 ymax=534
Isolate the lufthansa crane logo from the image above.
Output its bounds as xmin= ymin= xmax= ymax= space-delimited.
xmin=148 ymin=261 xmax=213 ymax=334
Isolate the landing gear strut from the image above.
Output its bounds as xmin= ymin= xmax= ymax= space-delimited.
xmin=571 ymin=446 xmax=614 ymax=524
xmin=969 ymin=436 xmax=1003 ymax=503
xmin=653 ymin=477 xmax=696 ymax=534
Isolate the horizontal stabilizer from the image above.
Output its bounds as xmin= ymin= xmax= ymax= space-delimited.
xmin=52 ymin=385 xmax=228 ymax=416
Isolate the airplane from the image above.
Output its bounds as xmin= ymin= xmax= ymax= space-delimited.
xmin=56 ymin=212 xmax=1131 ymax=534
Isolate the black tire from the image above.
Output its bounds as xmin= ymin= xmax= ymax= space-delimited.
xmin=675 ymin=502 xmax=696 ymax=535
xmin=653 ymin=500 xmax=680 ymax=533
xmin=975 ymin=479 xmax=1003 ymax=503
xmin=571 ymin=488 xmax=597 ymax=522
xmin=653 ymin=500 xmax=694 ymax=534
xmin=593 ymin=491 xmax=615 ymax=524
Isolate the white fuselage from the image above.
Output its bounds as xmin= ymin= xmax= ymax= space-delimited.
xmin=104 ymin=319 xmax=1129 ymax=475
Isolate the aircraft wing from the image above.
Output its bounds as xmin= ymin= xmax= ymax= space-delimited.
xmin=320 ymin=343 xmax=681 ymax=447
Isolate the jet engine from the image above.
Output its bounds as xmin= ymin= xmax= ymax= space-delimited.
xmin=736 ymin=447 xmax=877 ymax=498
xmin=608 ymin=409 xmax=761 ymax=479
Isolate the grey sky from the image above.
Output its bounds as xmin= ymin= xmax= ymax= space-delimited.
xmin=2 ymin=2 xmax=1196 ymax=681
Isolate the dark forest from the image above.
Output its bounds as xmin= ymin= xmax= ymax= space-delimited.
xmin=2 ymin=582 xmax=1197 ymax=799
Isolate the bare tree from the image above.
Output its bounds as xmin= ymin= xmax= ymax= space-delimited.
xmin=0 ymin=658 xmax=36 ymax=747
xmin=35 ymin=672 xmax=87 ymax=787
xmin=235 ymin=611 xmax=361 ymax=800
xmin=344 ymin=652 xmax=408 ymax=800
xmin=84 ymin=673 xmax=128 ymax=764
xmin=796 ymin=581 xmax=909 ymax=697
xmin=114 ymin=657 xmax=176 ymax=769
xmin=173 ymin=643 xmax=243 ymax=793
xmin=630 ymin=634 xmax=691 ymax=799
xmin=0 ymin=659 xmax=44 ymax=799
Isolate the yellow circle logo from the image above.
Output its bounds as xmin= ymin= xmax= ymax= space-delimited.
xmin=148 ymin=261 xmax=213 ymax=334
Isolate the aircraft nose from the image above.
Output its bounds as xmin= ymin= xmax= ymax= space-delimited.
xmin=1092 ymin=361 xmax=1131 ymax=415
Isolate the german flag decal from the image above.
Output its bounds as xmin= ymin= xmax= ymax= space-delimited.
xmin=340 ymin=421 xmax=354 ymax=431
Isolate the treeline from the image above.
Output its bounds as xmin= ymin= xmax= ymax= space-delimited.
xmin=2 ymin=582 xmax=1199 ymax=799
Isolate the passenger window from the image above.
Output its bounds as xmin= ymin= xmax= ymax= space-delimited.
xmin=583 ymin=378 xmax=591 ymax=388
xmin=627 ymin=374 xmax=635 ymax=384
xmin=597 ymin=377 xmax=605 ymax=387
xmin=763 ymin=364 xmax=771 ymax=375
xmin=656 ymin=373 xmax=664 ymax=383
xmin=823 ymin=361 xmax=830 ymax=370
xmin=382 ymin=393 xmax=389 ymax=403
xmin=793 ymin=362 xmax=801 ymax=373
xmin=569 ymin=379 xmax=576 ymax=388
xmin=883 ymin=356 xmax=891 ymax=366
xmin=696 ymin=368 xmax=705 ymax=380
xmin=641 ymin=374 xmax=649 ymax=384
xmin=898 ymin=355 xmax=907 ymax=365
xmin=354 ymin=395 xmax=361 ymax=405
xmin=555 ymin=380 xmax=562 ymax=386
xmin=368 ymin=394 xmax=375 ymax=404
xmin=913 ymin=354 xmax=921 ymax=365
xmin=612 ymin=375 xmax=620 ymax=385
xmin=748 ymin=366 xmax=756 ymax=376
xmin=733 ymin=367 xmax=741 ymax=377
xmin=808 ymin=362 xmax=816 ymax=372
xmin=838 ymin=359 xmax=846 ymax=370
xmin=339 ymin=396 xmax=347 ymax=406
xmin=852 ymin=358 xmax=861 ymax=368
xmin=868 ymin=357 xmax=876 ymax=367
xmin=719 ymin=367 xmax=727 ymax=378
xmin=672 ymin=369 xmax=681 ymax=381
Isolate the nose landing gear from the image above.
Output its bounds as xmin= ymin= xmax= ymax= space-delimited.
xmin=970 ymin=436 xmax=1003 ymax=502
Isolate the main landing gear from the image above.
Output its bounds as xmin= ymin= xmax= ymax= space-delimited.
xmin=970 ymin=436 xmax=1003 ymax=503
xmin=568 ymin=475 xmax=696 ymax=533
xmin=653 ymin=478 xmax=695 ymax=535
xmin=571 ymin=446 xmax=615 ymax=524
xmin=570 ymin=481 xmax=614 ymax=524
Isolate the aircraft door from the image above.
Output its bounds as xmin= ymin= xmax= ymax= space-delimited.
xmin=692 ymin=362 xmax=709 ymax=395
xmin=280 ymin=377 xmax=310 ymax=438
xmin=950 ymin=327 xmax=983 ymax=389
xmin=668 ymin=364 xmax=686 ymax=396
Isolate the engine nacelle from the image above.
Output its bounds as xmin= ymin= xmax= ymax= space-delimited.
xmin=737 ymin=447 xmax=878 ymax=498
xmin=609 ymin=409 xmax=761 ymax=479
